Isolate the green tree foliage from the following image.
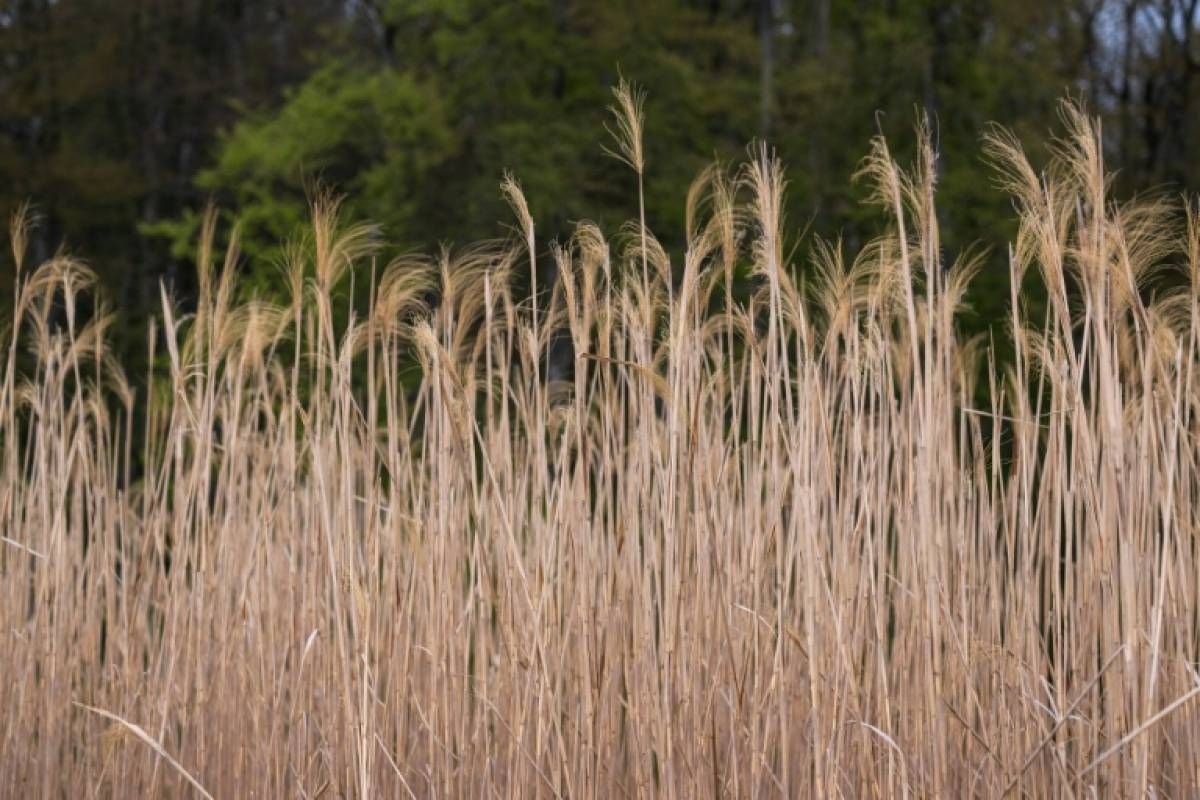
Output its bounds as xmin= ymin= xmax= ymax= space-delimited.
xmin=149 ymin=64 xmax=452 ymax=283
xmin=0 ymin=0 xmax=362 ymax=352
xmin=183 ymin=0 xmax=761 ymax=270
xmin=768 ymin=0 xmax=1079 ymax=327
xmin=3 ymin=0 xmax=1198 ymax=363
xmin=180 ymin=0 xmax=1125 ymax=332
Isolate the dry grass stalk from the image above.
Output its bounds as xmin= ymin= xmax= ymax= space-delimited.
xmin=2 ymin=102 xmax=1200 ymax=797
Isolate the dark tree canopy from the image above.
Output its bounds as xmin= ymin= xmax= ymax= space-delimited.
xmin=2 ymin=0 xmax=1198 ymax=363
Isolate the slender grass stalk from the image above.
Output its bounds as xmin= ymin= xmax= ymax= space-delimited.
xmin=2 ymin=100 xmax=1200 ymax=797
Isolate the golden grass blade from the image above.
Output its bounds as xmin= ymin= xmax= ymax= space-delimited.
xmin=73 ymin=703 xmax=214 ymax=800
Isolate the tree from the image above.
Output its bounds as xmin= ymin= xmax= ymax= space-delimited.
xmin=0 ymin=0 xmax=358 ymax=356
xmin=4 ymin=0 xmax=1197 ymax=368
xmin=180 ymin=0 xmax=761 ymax=282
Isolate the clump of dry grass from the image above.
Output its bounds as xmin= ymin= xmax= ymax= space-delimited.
xmin=3 ymin=101 xmax=1200 ymax=798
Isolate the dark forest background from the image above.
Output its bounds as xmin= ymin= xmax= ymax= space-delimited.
xmin=2 ymin=0 xmax=1198 ymax=365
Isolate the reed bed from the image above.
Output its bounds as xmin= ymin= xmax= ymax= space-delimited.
xmin=3 ymin=99 xmax=1200 ymax=797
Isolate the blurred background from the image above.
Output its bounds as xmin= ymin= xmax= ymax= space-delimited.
xmin=1 ymin=0 xmax=1197 ymax=365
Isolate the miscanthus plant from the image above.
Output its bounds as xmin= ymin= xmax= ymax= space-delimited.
xmin=3 ymin=95 xmax=1200 ymax=798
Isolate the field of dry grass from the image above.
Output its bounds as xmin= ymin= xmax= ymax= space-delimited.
xmin=3 ymin=96 xmax=1200 ymax=797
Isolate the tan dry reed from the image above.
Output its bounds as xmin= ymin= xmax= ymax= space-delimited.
xmin=3 ymin=103 xmax=1200 ymax=797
